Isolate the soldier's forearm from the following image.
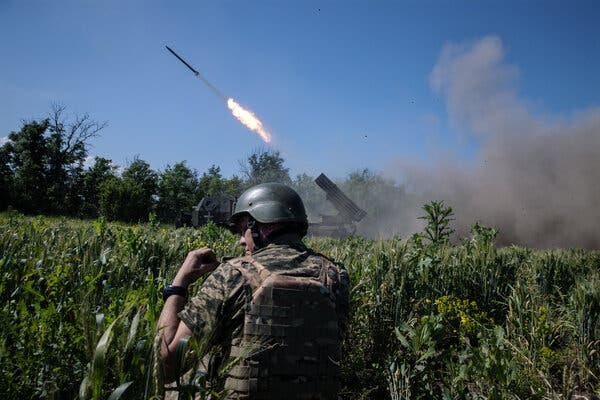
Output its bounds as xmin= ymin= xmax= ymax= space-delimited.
xmin=157 ymin=295 xmax=191 ymax=381
xmin=158 ymin=295 xmax=187 ymax=345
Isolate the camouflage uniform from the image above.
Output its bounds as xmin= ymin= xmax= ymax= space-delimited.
xmin=179 ymin=238 xmax=350 ymax=399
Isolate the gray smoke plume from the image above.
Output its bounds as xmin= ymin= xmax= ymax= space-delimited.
xmin=387 ymin=36 xmax=600 ymax=248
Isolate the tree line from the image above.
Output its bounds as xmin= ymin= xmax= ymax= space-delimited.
xmin=0 ymin=106 xmax=294 ymax=222
xmin=1 ymin=106 xmax=415 ymax=234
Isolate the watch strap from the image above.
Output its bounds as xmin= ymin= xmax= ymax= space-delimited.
xmin=163 ymin=285 xmax=188 ymax=301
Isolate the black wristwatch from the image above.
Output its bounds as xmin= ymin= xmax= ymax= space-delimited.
xmin=162 ymin=285 xmax=188 ymax=301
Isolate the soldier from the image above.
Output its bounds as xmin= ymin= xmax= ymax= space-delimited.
xmin=158 ymin=182 xmax=350 ymax=399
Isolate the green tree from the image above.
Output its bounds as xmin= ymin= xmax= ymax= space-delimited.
xmin=222 ymin=175 xmax=244 ymax=199
xmin=98 ymin=177 xmax=148 ymax=222
xmin=199 ymin=165 xmax=239 ymax=197
xmin=96 ymin=158 xmax=158 ymax=222
xmin=156 ymin=161 xmax=200 ymax=221
xmin=198 ymin=165 xmax=243 ymax=199
xmin=0 ymin=140 xmax=15 ymax=210
xmin=240 ymin=149 xmax=291 ymax=187
xmin=45 ymin=105 xmax=106 ymax=214
xmin=80 ymin=157 xmax=117 ymax=217
xmin=7 ymin=119 xmax=50 ymax=213
xmin=1 ymin=105 xmax=105 ymax=214
xmin=122 ymin=157 xmax=158 ymax=201
xmin=198 ymin=165 xmax=225 ymax=198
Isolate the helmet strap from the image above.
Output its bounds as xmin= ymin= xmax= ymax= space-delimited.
xmin=247 ymin=218 xmax=265 ymax=249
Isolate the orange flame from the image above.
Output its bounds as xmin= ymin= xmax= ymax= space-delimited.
xmin=227 ymin=98 xmax=271 ymax=143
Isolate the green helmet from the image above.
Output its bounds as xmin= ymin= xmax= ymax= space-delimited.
xmin=231 ymin=183 xmax=308 ymax=227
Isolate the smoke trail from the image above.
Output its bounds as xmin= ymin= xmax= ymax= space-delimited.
xmin=165 ymin=46 xmax=271 ymax=144
xmin=386 ymin=36 xmax=600 ymax=248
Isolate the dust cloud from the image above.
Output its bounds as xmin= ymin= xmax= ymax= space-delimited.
xmin=386 ymin=36 xmax=600 ymax=248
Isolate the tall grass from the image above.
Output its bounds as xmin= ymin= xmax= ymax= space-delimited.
xmin=1 ymin=211 xmax=599 ymax=399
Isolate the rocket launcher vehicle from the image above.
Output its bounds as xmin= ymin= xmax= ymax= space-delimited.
xmin=176 ymin=173 xmax=366 ymax=237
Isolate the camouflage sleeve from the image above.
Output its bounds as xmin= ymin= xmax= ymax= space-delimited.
xmin=178 ymin=263 xmax=245 ymax=343
xmin=334 ymin=263 xmax=350 ymax=337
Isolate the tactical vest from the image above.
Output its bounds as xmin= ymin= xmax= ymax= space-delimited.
xmin=224 ymin=255 xmax=342 ymax=400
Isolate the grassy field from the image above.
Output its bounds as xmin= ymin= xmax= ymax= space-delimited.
xmin=1 ymin=212 xmax=599 ymax=399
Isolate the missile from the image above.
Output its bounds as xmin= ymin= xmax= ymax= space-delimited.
xmin=165 ymin=45 xmax=228 ymax=100
xmin=166 ymin=45 xmax=200 ymax=75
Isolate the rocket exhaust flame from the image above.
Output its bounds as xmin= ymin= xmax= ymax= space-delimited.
xmin=227 ymin=98 xmax=272 ymax=143
xmin=166 ymin=45 xmax=272 ymax=143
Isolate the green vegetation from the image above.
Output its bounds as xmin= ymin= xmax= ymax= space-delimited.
xmin=1 ymin=107 xmax=414 ymax=230
xmin=1 ymin=210 xmax=599 ymax=399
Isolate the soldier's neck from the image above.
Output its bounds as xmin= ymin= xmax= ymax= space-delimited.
xmin=266 ymin=232 xmax=303 ymax=245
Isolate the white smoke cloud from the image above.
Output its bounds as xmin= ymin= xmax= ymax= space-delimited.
xmin=388 ymin=35 xmax=600 ymax=248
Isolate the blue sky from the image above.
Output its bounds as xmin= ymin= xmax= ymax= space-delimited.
xmin=2 ymin=0 xmax=599 ymax=181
